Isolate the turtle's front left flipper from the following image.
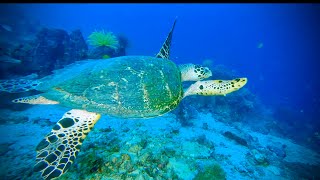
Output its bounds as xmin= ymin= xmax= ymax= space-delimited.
xmin=156 ymin=18 xmax=177 ymax=59
xmin=183 ymin=78 xmax=248 ymax=98
xmin=34 ymin=109 xmax=101 ymax=180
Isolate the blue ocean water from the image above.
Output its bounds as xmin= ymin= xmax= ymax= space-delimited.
xmin=0 ymin=3 xmax=319 ymax=180
xmin=20 ymin=3 xmax=320 ymax=113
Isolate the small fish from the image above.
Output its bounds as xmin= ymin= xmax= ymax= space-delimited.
xmin=23 ymin=73 xmax=39 ymax=80
xmin=0 ymin=24 xmax=12 ymax=32
xmin=257 ymin=42 xmax=263 ymax=49
xmin=0 ymin=55 xmax=21 ymax=64
xmin=258 ymin=73 xmax=264 ymax=81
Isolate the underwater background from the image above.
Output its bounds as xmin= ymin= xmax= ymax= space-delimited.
xmin=0 ymin=3 xmax=319 ymax=180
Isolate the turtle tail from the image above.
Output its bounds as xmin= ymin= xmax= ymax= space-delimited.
xmin=0 ymin=75 xmax=41 ymax=93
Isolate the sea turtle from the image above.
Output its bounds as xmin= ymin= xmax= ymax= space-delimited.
xmin=0 ymin=19 xmax=247 ymax=179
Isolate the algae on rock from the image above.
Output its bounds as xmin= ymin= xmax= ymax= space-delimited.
xmin=194 ymin=163 xmax=226 ymax=180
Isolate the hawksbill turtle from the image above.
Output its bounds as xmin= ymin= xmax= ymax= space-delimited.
xmin=0 ymin=19 xmax=247 ymax=179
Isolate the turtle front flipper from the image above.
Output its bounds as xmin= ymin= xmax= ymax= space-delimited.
xmin=34 ymin=109 xmax=101 ymax=179
xmin=183 ymin=78 xmax=248 ymax=98
xmin=156 ymin=18 xmax=177 ymax=59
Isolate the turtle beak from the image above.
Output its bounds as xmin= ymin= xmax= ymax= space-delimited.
xmin=205 ymin=68 xmax=212 ymax=78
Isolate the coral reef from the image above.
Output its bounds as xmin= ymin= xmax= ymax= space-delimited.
xmin=64 ymin=29 xmax=88 ymax=62
xmin=249 ymin=149 xmax=269 ymax=166
xmin=223 ymin=131 xmax=248 ymax=147
xmin=87 ymin=30 xmax=119 ymax=59
xmin=102 ymin=54 xmax=110 ymax=59
xmin=0 ymin=23 xmax=129 ymax=80
xmin=172 ymin=100 xmax=198 ymax=127
xmin=194 ymin=163 xmax=226 ymax=180
xmin=1 ymin=27 xmax=88 ymax=78
xmin=0 ymin=104 xmax=320 ymax=180
xmin=193 ymin=134 xmax=215 ymax=150
xmin=58 ymin=125 xmax=181 ymax=179
xmin=87 ymin=30 xmax=119 ymax=49
xmin=87 ymin=31 xmax=128 ymax=59
xmin=116 ymin=34 xmax=129 ymax=56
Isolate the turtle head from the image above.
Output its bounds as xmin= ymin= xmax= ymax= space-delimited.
xmin=193 ymin=64 xmax=212 ymax=80
xmin=179 ymin=64 xmax=212 ymax=82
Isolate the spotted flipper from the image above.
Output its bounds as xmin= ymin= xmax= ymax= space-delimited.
xmin=156 ymin=18 xmax=177 ymax=59
xmin=0 ymin=78 xmax=41 ymax=93
xmin=179 ymin=64 xmax=212 ymax=82
xmin=183 ymin=78 xmax=248 ymax=98
xmin=34 ymin=109 xmax=101 ymax=180
xmin=12 ymin=94 xmax=59 ymax=104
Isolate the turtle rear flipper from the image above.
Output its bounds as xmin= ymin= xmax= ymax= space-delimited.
xmin=34 ymin=109 xmax=101 ymax=180
xmin=0 ymin=79 xmax=41 ymax=93
xmin=12 ymin=94 xmax=59 ymax=104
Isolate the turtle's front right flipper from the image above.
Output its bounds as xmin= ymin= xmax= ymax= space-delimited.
xmin=34 ymin=109 xmax=101 ymax=180
xmin=183 ymin=78 xmax=248 ymax=98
